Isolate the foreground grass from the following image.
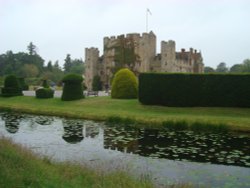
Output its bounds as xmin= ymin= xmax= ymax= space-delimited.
xmin=0 ymin=137 xmax=153 ymax=188
xmin=0 ymin=96 xmax=250 ymax=132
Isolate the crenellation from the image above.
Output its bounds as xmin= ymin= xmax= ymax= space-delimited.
xmin=84 ymin=31 xmax=204 ymax=90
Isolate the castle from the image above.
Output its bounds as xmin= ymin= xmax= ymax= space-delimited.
xmin=85 ymin=31 xmax=204 ymax=90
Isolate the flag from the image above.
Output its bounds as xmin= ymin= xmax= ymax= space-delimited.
xmin=147 ymin=8 xmax=152 ymax=15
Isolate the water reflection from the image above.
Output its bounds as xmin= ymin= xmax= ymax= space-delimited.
xmin=1 ymin=113 xmax=21 ymax=133
xmin=86 ymin=126 xmax=99 ymax=138
xmin=62 ymin=119 xmax=84 ymax=144
xmin=103 ymin=126 xmax=250 ymax=167
xmin=35 ymin=116 xmax=54 ymax=125
xmin=0 ymin=112 xmax=249 ymax=168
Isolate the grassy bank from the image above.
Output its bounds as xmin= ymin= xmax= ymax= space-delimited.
xmin=0 ymin=96 xmax=250 ymax=132
xmin=0 ymin=137 xmax=152 ymax=188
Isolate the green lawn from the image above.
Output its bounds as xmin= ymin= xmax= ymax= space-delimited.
xmin=0 ymin=137 xmax=152 ymax=188
xmin=0 ymin=96 xmax=250 ymax=132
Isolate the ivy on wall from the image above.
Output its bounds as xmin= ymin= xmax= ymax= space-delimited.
xmin=104 ymin=36 xmax=139 ymax=75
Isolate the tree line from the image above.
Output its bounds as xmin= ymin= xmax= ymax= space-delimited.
xmin=204 ymin=59 xmax=250 ymax=73
xmin=0 ymin=42 xmax=84 ymax=86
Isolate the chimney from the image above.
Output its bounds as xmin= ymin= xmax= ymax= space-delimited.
xmin=181 ymin=48 xmax=185 ymax=53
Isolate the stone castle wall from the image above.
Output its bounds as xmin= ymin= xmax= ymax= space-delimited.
xmin=85 ymin=31 xmax=204 ymax=90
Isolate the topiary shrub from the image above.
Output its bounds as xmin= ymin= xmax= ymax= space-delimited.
xmin=111 ymin=68 xmax=138 ymax=99
xmin=35 ymin=88 xmax=54 ymax=99
xmin=1 ymin=75 xmax=23 ymax=97
xmin=61 ymin=74 xmax=84 ymax=101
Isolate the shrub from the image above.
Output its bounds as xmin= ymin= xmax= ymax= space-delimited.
xmin=111 ymin=68 xmax=138 ymax=99
xmin=18 ymin=78 xmax=29 ymax=90
xmin=139 ymin=73 xmax=250 ymax=107
xmin=35 ymin=88 xmax=54 ymax=99
xmin=61 ymin=74 xmax=84 ymax=101
xmin=1 ymin=75 xmax=23 ymax=97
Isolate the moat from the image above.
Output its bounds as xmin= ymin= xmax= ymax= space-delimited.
xmin=0 ymin=111 xmax=249 ymax=187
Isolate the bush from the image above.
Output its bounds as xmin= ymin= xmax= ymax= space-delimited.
xmin=61 ymin=74 xmax=84 ymax=101
xmin=35 ymin=88 xmax=54 ymax=99
xmin=18 ymin=78 xmax=29 ymax=90
xmin=111 ymin=68 xmax=138 ymax=99
xmin=139 ymin=73 xmax=250 ymax=107
xmin=1 ymin=75 xmax=23 ymax=97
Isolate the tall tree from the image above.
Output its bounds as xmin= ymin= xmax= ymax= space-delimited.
xmin=47 ymin=61 xmax=53 ymax=72
xmin=27 ymin=42 xmax=37 ymax=55
xmin=216 ymin=62 xmax=228 ymax=73
xmin=63 ymin=54 xmax=72 ymax=73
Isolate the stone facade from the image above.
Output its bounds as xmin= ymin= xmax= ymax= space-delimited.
xmin=85 ymin=31 xmax=204 ymax=90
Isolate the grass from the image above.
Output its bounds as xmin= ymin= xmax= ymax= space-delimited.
xmin=0 ymin=136 xmax=153 ymax=188
xmin=0 ymin=96 xmax=250 ymax=132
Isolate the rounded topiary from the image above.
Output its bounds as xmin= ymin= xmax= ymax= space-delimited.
xmin=36 ymin=88 xmax=54 ymax=99
xmin=1 ymin=75 xmax=23 ymax=97
xmin=111 ymin=68 xmax=138 ymax=99
xmin=61 ymin=74 xmax=84 ymax=101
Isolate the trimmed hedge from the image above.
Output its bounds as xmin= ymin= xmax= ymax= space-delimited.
xmin=61 ymin=74 xmax=84 ymax=101
xmin=139 ymin=73 xmax=250 ymax=107
xmin=36 ymin=88 xmax=54 ymax=99
xmin=111 ymin=68 xmax=138 ymax=99
xmin=1 ymin=75 xmax=23 ymax=97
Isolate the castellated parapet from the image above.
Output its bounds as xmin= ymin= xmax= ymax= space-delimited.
xmin=85 ymin=31 xmax=204 ymax=90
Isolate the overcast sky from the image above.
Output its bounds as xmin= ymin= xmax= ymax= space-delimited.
xmin=1 ymin=0 xmax=249 ymax=68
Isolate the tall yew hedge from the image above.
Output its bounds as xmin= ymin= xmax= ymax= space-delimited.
xmin=61 ymin=74 xmax=84 ymax=101
xmin=139 ymin=73 xmax=250 ymax=107
xmin=1 ymin=75 xmax=23 ymax=97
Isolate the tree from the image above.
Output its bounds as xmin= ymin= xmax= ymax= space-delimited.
xmin=230 ymin=64 xmax=243 ymax=73
xmin=92 ymin=75 xmax=102 ymax=91
xmin=27 ymin=42 xmax=37 ymax=55
xmin=54 ymin=60 xmax=60 ymax=69
xmin=63 ymin=54 xmax=72 ymax=73
xmin=216 ymin=62 xmax=228 ymax=73
xmin=204 ymin=66 xmax=215 ymax=73
xmin=70 ymin=59 xmax=85 ymax=74
xmin=20 ymin=64 xmax=39 ymax=78
xmin=242 ymin=59 xmax=250 ymax=72
xmin=47 ymin=61 xmax=53 ymax=72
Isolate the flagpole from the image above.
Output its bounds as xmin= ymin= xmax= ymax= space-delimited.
xmin=146 ymin=9 xmax=148 ymax=33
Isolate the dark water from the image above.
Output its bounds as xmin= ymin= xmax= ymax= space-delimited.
xmin=0 ymin=112 xmax=250 ymax=187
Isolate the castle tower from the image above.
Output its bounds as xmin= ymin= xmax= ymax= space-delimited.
xmin=161 ymin=40 xmax=176 ymax=72
xmin=138 ymin=31 xmax=156 ymax=72
xmin=85 ymin=48 xmax=99 ymax=90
